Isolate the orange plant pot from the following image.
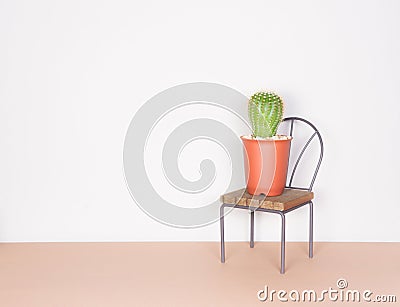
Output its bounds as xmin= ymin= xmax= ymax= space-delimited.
xmin=241 ymin=136 xmax=292 ymax=196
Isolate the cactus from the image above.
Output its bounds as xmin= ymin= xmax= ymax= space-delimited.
xmin=248 ymin=91 xmax=284 ymax=138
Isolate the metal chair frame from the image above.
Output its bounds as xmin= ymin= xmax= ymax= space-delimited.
xmin=220 ymin=117 xmax=324 ymax=273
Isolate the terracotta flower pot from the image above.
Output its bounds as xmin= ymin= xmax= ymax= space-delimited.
xmin=241 ymin=136 xmax=292 ymax=196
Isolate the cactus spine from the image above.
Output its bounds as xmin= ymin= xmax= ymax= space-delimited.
xmin=248 ymin=91 xmax=284 ymax=138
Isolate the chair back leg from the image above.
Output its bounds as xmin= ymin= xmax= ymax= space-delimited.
xmin=250 ymin=211 xmax=255 ymax=248
xmin=309 ymin=201 xmax=314 ymax=258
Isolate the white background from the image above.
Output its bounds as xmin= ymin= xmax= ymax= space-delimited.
xmin=1 ymin=0 xmax=399 ymax=242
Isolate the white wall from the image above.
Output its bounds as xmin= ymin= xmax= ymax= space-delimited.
xmin=1 ymin=0 xmax=399 ymax=242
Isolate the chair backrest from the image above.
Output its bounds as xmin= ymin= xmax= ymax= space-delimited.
xmin=279 ymin=117 xmax=324 ymax=191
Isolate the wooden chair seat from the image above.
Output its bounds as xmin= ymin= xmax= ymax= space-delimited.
xmin=221 ymin=188 xmax=314 ymax=211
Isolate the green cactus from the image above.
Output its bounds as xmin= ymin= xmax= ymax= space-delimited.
xmin=248 ymin=91 xmax=284 ymax=138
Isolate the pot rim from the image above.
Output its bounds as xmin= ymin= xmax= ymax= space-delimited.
xmin=240 ymin=135 xmax=293 ymax=142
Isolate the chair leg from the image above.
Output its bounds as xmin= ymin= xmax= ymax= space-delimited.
xmin=309 ymin=201 xmax=313 ymax=258
xmin=250 ymin=210 xmax=254 ymax=248
xmin=280 ymin=213 xmax=286 ymax=274
xmin=220 ymin=204 xmax=225 ymax=263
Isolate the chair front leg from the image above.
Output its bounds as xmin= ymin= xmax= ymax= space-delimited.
xmin=250 ymin=210 xmax=254 ymax=248
xmin=220 ymin=204 xmax=225 ymax=263
xmin=280 ymin=212 xmax=286 ymax=274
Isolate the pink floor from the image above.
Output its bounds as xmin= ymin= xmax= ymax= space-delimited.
xmin=0 ymin=242 xmax=399 ymax=306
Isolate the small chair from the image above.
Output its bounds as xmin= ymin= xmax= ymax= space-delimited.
xmin=220 ymin=117 xmax=323 ymax=274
